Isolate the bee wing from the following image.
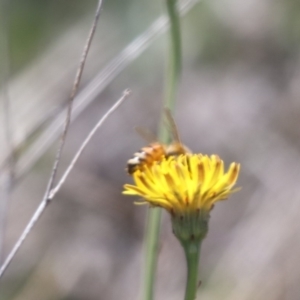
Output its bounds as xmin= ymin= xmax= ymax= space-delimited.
xmin=134 ymin=126 xmax=158 ymax=143
xmin=163 ymin=108 xmax=182 ymax=144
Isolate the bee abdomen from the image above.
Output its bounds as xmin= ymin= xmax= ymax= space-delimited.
xmin=126 ymin=143 xmax=166 ymax=175
xmin=127 ymin=156 xmax=142 ymax=174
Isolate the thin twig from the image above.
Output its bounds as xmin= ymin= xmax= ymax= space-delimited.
xmin=0 ymin=0 xmax=199 ymax=185
xmin=0 ymin=90 xmax=129 ymax=278
xmin=0 ymin=0 xmax=104 ymax=278
xmin=46 ymin=0 xmax=104 ymax=196
xmin=49 ymin=89 xmax=130 ymax=200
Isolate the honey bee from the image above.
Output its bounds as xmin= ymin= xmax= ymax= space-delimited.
xmin=126 ymin=109 xmax=191 ymax=175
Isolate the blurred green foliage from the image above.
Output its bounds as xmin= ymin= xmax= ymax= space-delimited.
xmin=4 ymin=0 xmax=95 ymax=72
xmin=2 ymin=0 xmax=300 ymax=73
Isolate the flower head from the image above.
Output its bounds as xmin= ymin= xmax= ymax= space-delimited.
xmin=124 ymin=154 xmax=240 ymax=213
xmin=123 ymin=154 xmax=240 ymax=242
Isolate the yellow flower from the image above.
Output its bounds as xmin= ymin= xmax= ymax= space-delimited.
xmin=123 ymin=154 xmax=240 ymax=242
xmin=123 ymin=154 xmax=240 ymax=215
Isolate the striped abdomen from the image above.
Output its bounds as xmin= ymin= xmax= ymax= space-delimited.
xmin=127 ymin=143 xmax=166 ymax=175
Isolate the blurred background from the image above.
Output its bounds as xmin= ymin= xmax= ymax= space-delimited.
xmin=1 ymin=0 xmax=300 ymax=299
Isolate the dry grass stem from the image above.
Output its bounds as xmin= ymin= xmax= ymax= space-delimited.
xmin=46 ymin=0 xmax=104 ymax=199
xmin=0 ymin=0 xmax=104 ymax=278
xmin=48 ymin=89 xmax=131 ymax=200
xmin=0 ymin=89 xmax=128 ymax=279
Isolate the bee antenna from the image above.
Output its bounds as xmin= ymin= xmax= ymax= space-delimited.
xmin=163 ymin=108 xmax=181 ymax=143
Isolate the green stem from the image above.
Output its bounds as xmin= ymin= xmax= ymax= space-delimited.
xmin=163 ymin=0 xmax=182 ymax=116
xmin=143 ymin=208 xmax=162 ymax=300
xmin=142 ymin=1 xmax=182 ymax=300
xmin=183 ymin=241 xmax=201 ymax=300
